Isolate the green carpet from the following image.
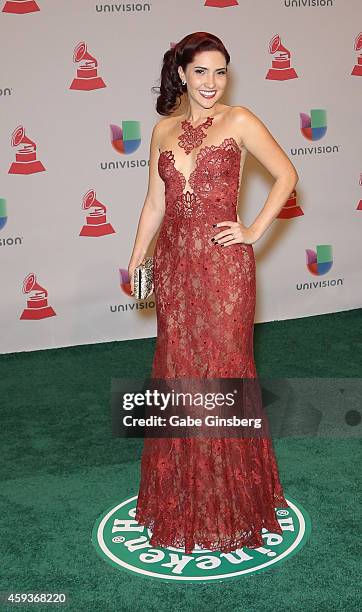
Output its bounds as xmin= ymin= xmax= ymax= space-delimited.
xmin=1 ymin=308 xmax=361 ymax=611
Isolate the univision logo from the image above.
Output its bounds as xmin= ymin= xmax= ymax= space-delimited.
xmin=296 ymin=244 xmax=344 ymax=291
xmin=119 ymin=268 xmax=132 ymax=295
xmin=284 ymin=0 xmax=333 ymax=8
xmin=100 ymin=120 xmax=148 ymax=170
xmin=291 ymin=109 xmax=339 ymax=156
xmin=0 ymin=198 xmax=7 ymax=230
xmin=0 ymin=87 xmax=12 ymax=96
xmin=92 ymin=494 xmax=312 ymax=582
xmin=300 ymin=109 xmax=327 ymax=141
xmin=306 ymin=244 xmax=333 ymax=275
xmin=110 ymin=121 xmax=141 ymax=154
xmin=95 ymin=3 xmax=152 ymax=12
xmin=0 ymin=199 xmax=23 ymax=247
xmin=109 ymin=268 xmax=155 ymax=312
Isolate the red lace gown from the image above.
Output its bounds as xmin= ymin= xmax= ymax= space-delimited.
xmin=135 ymin=136 xmax=289 ymax=554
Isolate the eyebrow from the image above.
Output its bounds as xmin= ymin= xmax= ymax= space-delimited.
xmin=193 ymin=66 xmax=227 ymax=70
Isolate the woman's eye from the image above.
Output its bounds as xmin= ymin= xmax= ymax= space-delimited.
xmin=195 ymin=70 xmax=226 ymax=75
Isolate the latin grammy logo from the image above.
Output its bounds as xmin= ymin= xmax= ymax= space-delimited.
xmin=8 ymin=125 xmax=45 ymax=175
xmin=351 ymin=32 xmax=362 ymax=76
xmin=277 ymin=190 xmax=303 ymax=219
xmin=79 ymin=189 xmax=115 ymax=237
xmin=204 ymin=0 xmax=238 ymax=6
xmin=70 ymin=42 xmax=106 ymax=91
xmin=266 ymin=35 xmax=298 ymax=81
xmin=2 ymin=0 xmax=39 ymax=13
xmin=20 ymin=273 xmax=56 ymax=320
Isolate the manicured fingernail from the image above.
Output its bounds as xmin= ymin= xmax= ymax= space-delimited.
xmin=212 ymin=224 xmax=217 ymax=227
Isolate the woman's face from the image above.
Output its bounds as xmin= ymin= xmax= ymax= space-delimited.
xmin=178 ymin=50 xmax=228 ymax=109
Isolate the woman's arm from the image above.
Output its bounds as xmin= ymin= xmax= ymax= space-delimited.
xmin=234 ymin=106 xmax=299 ymax=243
xmin=128 ymin=121 xmax=166 ymax=294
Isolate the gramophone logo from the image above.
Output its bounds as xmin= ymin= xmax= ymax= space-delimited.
xmin=119 ymin=269 xmax=132 ymax=296
xmin=8 ymin=125 xmax=45 ymax=174
xmin=277 ymin=189 xmax=303 ymax=219
xmin=70 ymin=42 xmax=106 ymax=91
xmin=266 ymin=35 xmax=298 ymax=81
xmin=351 ymin=32 xmax=362 ymax=76
xmin=0 ymin=198 xmax=7 ymax=230
xmin=20 ymin=273 xmax=56 ymax=320
xmin=79 ymin=189 xmax=115 ymax=237
xmin=306 ymin=245 xmax=333 ymax=276
xmin=204 ymin=0 xmax=238 ymax=6
xmin=110 ymin=122 xmax=141 ymax=155
xmin=357 ymin=173 xmax=362 ymax=210
xmin=300 ymin=109 xmax=327 ymax=141
xmin=2 ymin=0 xmax=39 ymax=13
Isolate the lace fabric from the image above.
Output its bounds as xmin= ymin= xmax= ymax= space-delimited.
xmin=134 ymin=136 xmax=289 ymax=554
xmin=177 ymin=115 xmax=214 ymax=154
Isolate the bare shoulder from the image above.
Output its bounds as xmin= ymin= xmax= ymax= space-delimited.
xmin=229 ymin=106 xmax=299 ymax=180
xmin=151 ymin=115 xmax=177 ymax=152
xmin=229 ymin=105 xmax=276 ymax=149
xmin=229 ymin=105 xmax=261 ymax=128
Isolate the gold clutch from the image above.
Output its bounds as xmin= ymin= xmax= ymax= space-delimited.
xmin=133 ymin=257 xmax=154 ymax=300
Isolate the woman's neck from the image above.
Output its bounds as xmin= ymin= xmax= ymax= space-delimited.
xmin=183 ymin=103 xmax=221 ymax=125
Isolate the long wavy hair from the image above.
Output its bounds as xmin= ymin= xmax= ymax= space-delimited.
xmin=152 ymin=32 xmax=231 ymax=116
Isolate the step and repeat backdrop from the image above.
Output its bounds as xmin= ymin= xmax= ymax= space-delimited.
xmin=0 ymin=0 xmax=361 ymax=353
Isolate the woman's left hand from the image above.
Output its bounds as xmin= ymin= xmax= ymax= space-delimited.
xmin=211 ymin=221 xmax=258 ymax=246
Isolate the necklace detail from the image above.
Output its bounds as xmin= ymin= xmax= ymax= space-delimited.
xmin=177 ymin=115 xmax=214 ymax=155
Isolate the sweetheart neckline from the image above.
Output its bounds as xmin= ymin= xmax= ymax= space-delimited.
xmin=158 ymin=136 xmax=244 ymax=190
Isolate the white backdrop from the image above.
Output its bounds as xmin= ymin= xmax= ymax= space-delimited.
xmin=0 ymin=0 xmax=361 ymax=354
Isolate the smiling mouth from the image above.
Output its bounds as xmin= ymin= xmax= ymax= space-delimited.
xmin=199 ymin=90 xmax=216 ymax=98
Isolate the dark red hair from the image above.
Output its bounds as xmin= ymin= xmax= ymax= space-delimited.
xmin=152 ymin=32 xmax=231 ymax=116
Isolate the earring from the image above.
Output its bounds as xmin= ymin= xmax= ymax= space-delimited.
xmin=181 ymin=79 xmax=186 ymax=85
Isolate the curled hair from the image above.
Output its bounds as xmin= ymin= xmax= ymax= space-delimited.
xmin=152 ymin=32 xmax=231 ymax=116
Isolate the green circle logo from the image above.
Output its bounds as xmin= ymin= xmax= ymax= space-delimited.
xmin=92 ymin=495 xmax=311 ymax=582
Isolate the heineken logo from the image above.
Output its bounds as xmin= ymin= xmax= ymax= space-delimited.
xmin=92 ymin=495 xmax=311 ymax=582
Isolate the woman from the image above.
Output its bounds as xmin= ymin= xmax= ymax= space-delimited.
xmin=128 ymin=32 xmax=298 ymax=554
